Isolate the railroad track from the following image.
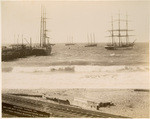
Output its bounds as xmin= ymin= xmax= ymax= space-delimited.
xmin=2 ymin=94 xmax=127 ymax=118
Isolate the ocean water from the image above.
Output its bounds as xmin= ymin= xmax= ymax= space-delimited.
xmin=2 ymin=43 xmax=149 ymax=89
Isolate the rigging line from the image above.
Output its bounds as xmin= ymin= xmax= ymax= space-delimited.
xmin=118 ymin=11 xmax=121 ymax=46
xmin=14 ymin=34 xmax=15 ymax=44
xmin=87 ymin=33 xmax=89 ymax=44
xmin=126 ymin=12 xmax=128 ymax=44
xmin=111 ymin=16 xmax=114 ymax=44
xmin=17 ymin=34 xmax=19 ymax=45
xmin=93 ymin=33 xmax=95 ymax=44
xmin=90 ymin=33 xmax=93 ymax=44
xmin=24 ymin=38 xmax=30 ymax=44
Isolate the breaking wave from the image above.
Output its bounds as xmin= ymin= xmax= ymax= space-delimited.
xmin=10 ymin=65 xmax=149 ymax=73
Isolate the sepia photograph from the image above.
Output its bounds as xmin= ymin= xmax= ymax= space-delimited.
xmin=1 ymin=1 xmax=149 ymax=118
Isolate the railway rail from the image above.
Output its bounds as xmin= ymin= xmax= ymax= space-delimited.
xmin=2 ymin=93 xmax=127 ymax=118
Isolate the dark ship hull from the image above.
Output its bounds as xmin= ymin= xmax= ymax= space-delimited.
xmin=105 ymin=43 xmax=134 ymax=50
xmin=85 ymin=44 xmax=97 ymax=47
xmin=2 ymin=45 xmax=52 ymax=61
xmin=2 ymin=45 xmax=32 ymax=61
xmin=32 ymin=45 xmax=52 ymax=56
xmin=49 ymin=43 xmax=55 ymax=46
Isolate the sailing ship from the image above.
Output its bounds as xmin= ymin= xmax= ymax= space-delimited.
xmin=2 ymin=35 xmax=33 ymax=61
xmin=105 ymin=13 xmax=136 ymax=50
xmin=2 ymin=6 xmax=52 ymax=61
xmin=32 ymin=6 xmax=52 ymax=56
xmin=85 ymin=33 xmax=97 ymax=47
xmin=65 ymin=36 xmax=75 ymax=46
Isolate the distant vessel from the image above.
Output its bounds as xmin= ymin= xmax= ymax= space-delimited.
xmin=65 ymin=36 xmax=75 ymax=46
xmin=85 ymin=33 xmax=97 ymax=47
xmin=49 ymin=43 xmax=55 ymax=46
xmin=105 ymin=13 xmax=136 ymax=50
xmin=32 ymin=6 xmax=52 ymax=56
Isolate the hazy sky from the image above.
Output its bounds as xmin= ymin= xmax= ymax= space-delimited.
xmin=1 ymin=1 xmax=149 ymax=44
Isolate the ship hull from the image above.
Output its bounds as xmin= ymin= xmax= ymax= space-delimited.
xmin=105 ymin=44 xmax=134 ymax=50
xmin=2 ymin=45 xmax=51 ymax=61
xmin=50 ymin=44 xmax=55 ymax=46
xmin=2 ymin=46 xmax=32 ymax=61
xmin=32 ymin=45 xmax=52 ymax=56
xmin=85 ymin=44 xmax=97 ymax=47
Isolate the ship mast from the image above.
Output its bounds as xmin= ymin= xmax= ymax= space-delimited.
xmin=40 ymin=6 xmax=43 ymax=47
xmin=22 ymin=34 xmax=24 ymax=45
xmin=17 ymin=35 xmax=19 ymax=45
xmin=14 ymin=34 xmax=15 ymax=44
xmin=90 ymin=33 xmax=93 ymax=44
xmin=118 ymin=12 xmax=121 ymax=46
xmin=71 ymin=36 xmax=73 ymax=43
xmin=87 ymin=33 xmax=89 ymax=44
xmin=126 ymin=13 xmax=128 ymax=45
xmin=93 ymin=33 xmax=95 ymax=44
xmin=40 ymin=6 xmax=49 ymax=47
xmin=111 ymin=16 xmax=114 ymax=45
xmin=43 ymin=7 xmax=46 ymax=46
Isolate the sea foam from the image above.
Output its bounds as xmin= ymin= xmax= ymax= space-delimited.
xmin=11 ymin=65 xmax=149 ymax=73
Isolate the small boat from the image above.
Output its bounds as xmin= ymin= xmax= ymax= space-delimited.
xmin=85 ymin=33 xmax=97 ymax=47
xmin=105 ymin=13 xmax=136 ymax=50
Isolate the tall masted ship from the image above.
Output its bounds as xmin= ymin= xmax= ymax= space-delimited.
xmin=105 ymin=13 xmax=136 ymax=50
xmin=32 ymin=6 xmax=52 ymax=56
xmin=85 ymin=33 xmax=97 ymax=47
